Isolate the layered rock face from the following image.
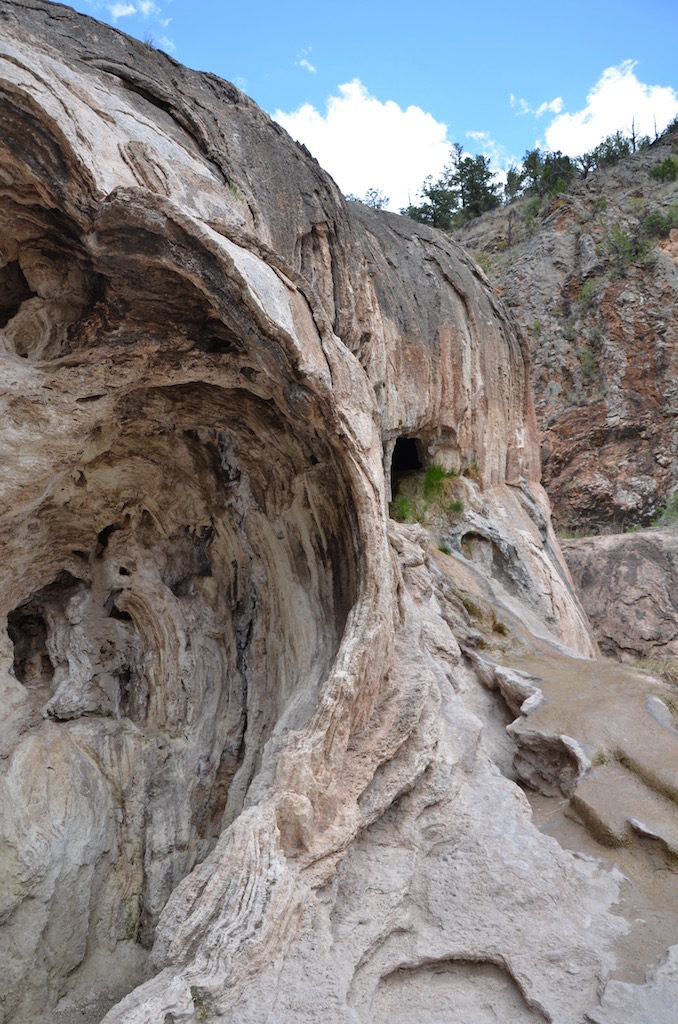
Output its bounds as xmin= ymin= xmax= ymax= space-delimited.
xmin=455 ymin=132 xmax=678 ymax=532
xmin=1 ymin=4 xmax=677 ymax=1024
xmin=563 ymin=527 xmax=678 ymax=660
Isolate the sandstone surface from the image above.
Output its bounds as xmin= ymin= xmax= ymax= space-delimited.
xmin=0 ymin=4 xmax=677 ymax=1023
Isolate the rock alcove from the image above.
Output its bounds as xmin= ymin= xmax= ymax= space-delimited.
xmin=0 ymin=95 xmax=364 ymax=1012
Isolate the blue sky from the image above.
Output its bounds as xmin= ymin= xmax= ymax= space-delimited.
xmin=62 ymin=1 xmax=678 ymax=209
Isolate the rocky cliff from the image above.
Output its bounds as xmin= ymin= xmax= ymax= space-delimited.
xmin=563 ymin=526 xmax=678 ymax=661
xmin=1 ymin=4 xmax=677 ymax=1024
xmin=455 ymin=130 xmax=678 ymax=533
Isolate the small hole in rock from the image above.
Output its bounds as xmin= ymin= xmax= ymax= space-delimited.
xmin=95 ymin=523 xmax=123 ymax=557
xmin=104 ymin=589 xmax=133 ymax=622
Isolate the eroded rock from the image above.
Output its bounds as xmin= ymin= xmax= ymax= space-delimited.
xmin=0 ymin=3 xmax=676 ymax=1023
xmin=563 ymin=526 xmax=678 ymax=659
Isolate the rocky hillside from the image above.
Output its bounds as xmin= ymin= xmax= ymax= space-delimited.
xmin=455 ymin=131 xmax=678 ymax=533
xmin=1 ymin=4 xmax=678 ymax=1024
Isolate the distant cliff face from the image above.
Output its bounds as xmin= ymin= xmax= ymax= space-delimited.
xmin=455 ymin=133 xmax=678 ymax=533
xmin=2 ymin=5 xmax=678 ymax=1024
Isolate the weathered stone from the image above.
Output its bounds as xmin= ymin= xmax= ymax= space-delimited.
xmin=0 ymin=4 xmax=676 ymax=1024
xmin=563 ymin=526 xmax=678 ymax=659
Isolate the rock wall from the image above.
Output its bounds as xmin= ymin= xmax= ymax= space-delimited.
xmin=455 ymin=130 xmax=678 ymax=532
xmin=563 ymin=527 xmax=678 ymax=660
xmin=0 ymin=4 xmax=676 ymax=1024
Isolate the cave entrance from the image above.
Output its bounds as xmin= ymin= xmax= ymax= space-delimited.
xmin=391 ymin=436 xmax=422 ymax=495
xmin=0 ymin=261 xmax=35 ymax=328
xmin=7 ymin=571 xmax=83 ymax=692
xmin=7 ymin=604 xmax=53 ymax=688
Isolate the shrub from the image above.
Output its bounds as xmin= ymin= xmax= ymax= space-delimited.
xmin=492 ymin=614 xmax=508 ymax=636
xmin=347 ymin=187 xmax=390 ymax=209
xmin=642 ymin=206 xmax=678 ymax=239
xmin=607 ymin=224 xmax=634 ymax=272
xmin=523 ymin=195 xmax=541 ymax=227
xmin=474 ymin=251 xmax=493 ymax=275
xmin=590 ymin=131 xmax=632 ymax=168
xmin=562 ymin=319 xmax=576 ymax=342
xmin=576 ymin=345 xmax=600 ymax=380
xmin=650 ymin=155 xmax=678 ymax=183
xmin=605 ymin=223 xmax=651 ymax=276
xmin=652 ymin=491 xmax=678 ymax=527
xmin=461 ymin=595 xmax=480 ymax=618
xmin=547 ymin=175 xmax=570 ymax=196
xmin=446 ymin=499 xmax=464 ymax=514
xmin=578 ymin=279 xmax=598 ymax=308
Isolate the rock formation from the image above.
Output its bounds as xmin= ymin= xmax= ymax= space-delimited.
xmin=455 ymin=130 xmax=678 ymax=533
xmin=563 ymin=526 xmax=678 ymax=660
xmin=0 ymin=3 xmax=677 ymax=1023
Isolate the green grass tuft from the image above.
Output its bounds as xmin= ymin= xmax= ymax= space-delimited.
xmin=423 ymin=463 xmax=456 ymax=498
xmin=390 ymin=494 xmax=416 ymax=522
xmin=636 ymin=657 xmax=678 ymax=687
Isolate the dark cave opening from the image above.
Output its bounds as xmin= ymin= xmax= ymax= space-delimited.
xmin=7 ymin=605 xmax=53 ymax=687
xmin=391 ymin=436 xmax=423 ymax=493
xmin=0 ymin=260 xmax=36 ymax=328
xmin=6 ymin=571 xmax=82 ymax=688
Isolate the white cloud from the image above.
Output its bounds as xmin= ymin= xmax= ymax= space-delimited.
xmin=274 ymin=79 xmax=453 ymax=211
xmin=109 ymin=2 xmax=135 ymax=17
xmin=464 ymin=129 xmax=518 ymax=184
xmin=138 ymin=0 xmax=159 ymax=14
xmin=535 ymin=97 xmax=563 ymax=118
xmin=159 ymin=34 xmax=176 ymax=52
xmin=512 ymin=96 xmax=532 ymax=116
xmin=512 ymin=94 xmax=563 ymax=118
xmin=295 ymin=47 xmax=317 ymax=74
xmin=545 ymin=60 xmax=678 ymax=155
